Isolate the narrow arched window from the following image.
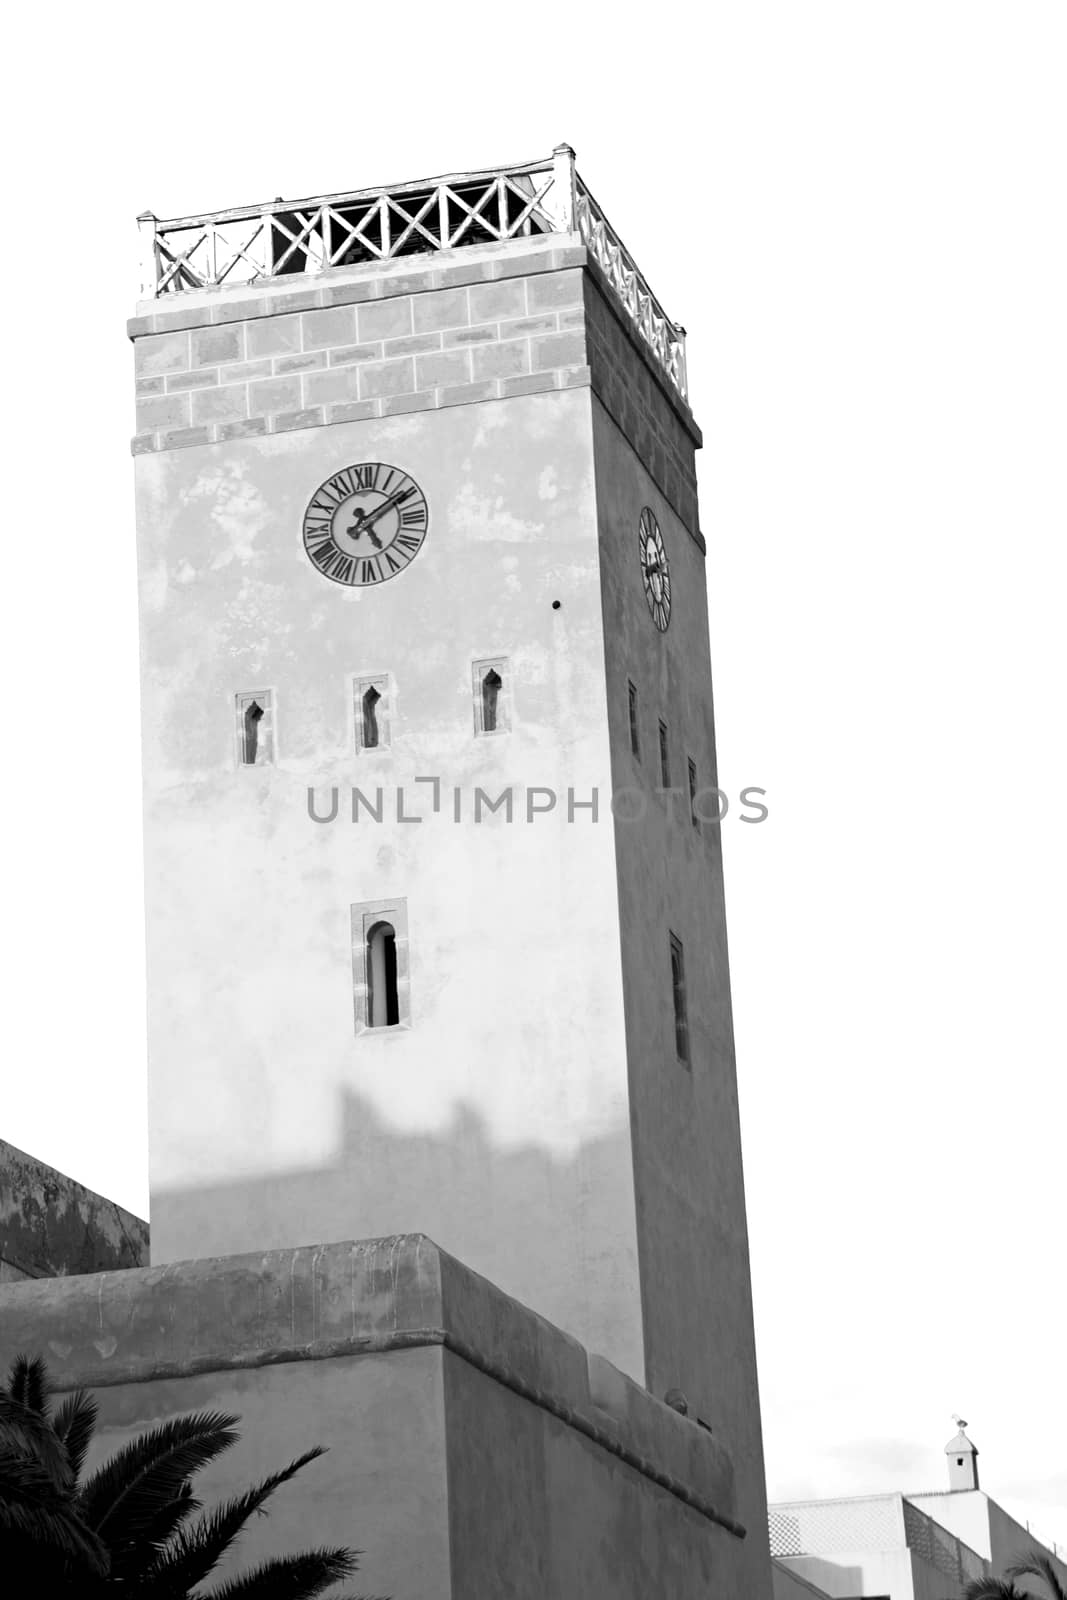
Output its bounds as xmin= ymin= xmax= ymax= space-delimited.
xmin=352 ymin=898 xmax=409 ymax=1032
xmin=354 ymin=674 xmax=390 ymax=752
xmin=243 ymin=701 xmax=263 ymax=763
xmin=670 ymin=933 xmax=689 ymax=1064
xmin=473 ymin=658 xmax=509 ymax=735
xmin=482 ymin=669 xmax=502 ymax=733
xmin=628 ymin=680 xmax=640 ymax=761
xmin=362 ymin=685 xmax=381 ymax=749
xmin=366 ymin=920 xmax=399 ymax=1028
xmin=236 ymin=690 xmax=274 ymax=766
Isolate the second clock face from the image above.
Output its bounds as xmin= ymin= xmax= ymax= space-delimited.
xmin=303 ymin=462 xmax=428 ymax=587
xmin=639 ymin=507 xmax=671 ymax=631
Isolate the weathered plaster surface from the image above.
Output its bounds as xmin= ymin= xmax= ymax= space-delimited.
xmin=138 ymin=362 xmax=644 ymax=1380
xmin=591 ymin=319 xmax=772 ymax=1596
xmin=0 ymin=1234 xmax=745 ymax=1599
xmin=444 ymin=1348 xmax=745 ymax=1598
xmin=0 ymin=1140 xmax=148 ymax=1280
xmin=131 ymin=248 xmax=590 ymax=456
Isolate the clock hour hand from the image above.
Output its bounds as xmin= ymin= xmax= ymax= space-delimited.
xmin=346 ymin=509 xmax=383 ymax=549
xmin=345 ymin=509 xmax=382 ymax=548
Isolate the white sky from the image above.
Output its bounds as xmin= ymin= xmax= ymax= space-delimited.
xmin=2 ymin=0 xmax=1063 ymax=1556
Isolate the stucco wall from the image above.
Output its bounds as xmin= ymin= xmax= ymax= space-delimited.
xmin=137 ymin=353 xmax=643 ymax=1380
xmin=908 ymin=1493 xmax=1067 ymax=1597
xmin=443 ymin=1347 xmax=747 ymax=1598
xmin=84 ymin=1350 xmax=449 ymax=1600
xmin=985 ymin=1499 xmax=1067 ymax=1593
xmin=0 ymin=1234 xmax=745 ymax=1600
xmin=777 ymin=1548 xmax=913 ymax=1597
xmin=0 ymin=1139 xmax=148 ymax=1280
xmin=591 ymin=376 xmax=771 ymax=1596
xmin=772 ymin=1559 xmax=835 ymax=1600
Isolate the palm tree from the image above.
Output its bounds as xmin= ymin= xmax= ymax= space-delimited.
xmin=963 ymin=1551 xmax=1067 ymax=1600
xmin=1004 ymin=1552 xmax=1067 ymax=1600
xmin=0 ymin=1354 xmax=383 ymax=1597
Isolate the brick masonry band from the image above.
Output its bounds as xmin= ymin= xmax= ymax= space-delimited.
xmin=128 ymin=242 xmax=705 ymax=547
xmin=0 ymin=1233 xmax=743 ymax=1538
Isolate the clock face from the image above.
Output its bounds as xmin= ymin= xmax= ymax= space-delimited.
xmin=303 ymin=462 xmax=428 ymax=587
xmin=638 ymin=507 xmax=671 ymax=631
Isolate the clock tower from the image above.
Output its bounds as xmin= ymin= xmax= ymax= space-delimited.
xmin=132 ymin=146 xmax=768 ymax=1591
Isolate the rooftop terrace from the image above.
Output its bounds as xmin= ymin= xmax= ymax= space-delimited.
xmin=137 ymin=144 xmax=688 ymax=403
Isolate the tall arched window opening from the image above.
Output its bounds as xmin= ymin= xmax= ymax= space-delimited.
xmin=628 ymin=680 xmax=641 ymax=761
xmin=362 ymin=685 xmax=381 ymax=749
xmin=481 ymin=669 xmax=502 ymax=733
xmin=236 ymin=690 xmax=274 ymax=766
xmin=366 ymin=920 xmax=399 ymax=1028
xmin=670 ymin=933 xmax=689 ymax=1064
xmin=243 ymin=701 xmax=264 ymax=764
xmin=354 ymin=675 xmax=390 ymax=752
xmin=473 ymin=658 xmax=509 ymax=736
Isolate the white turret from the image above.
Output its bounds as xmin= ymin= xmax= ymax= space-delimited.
xmin=945 ymin=1418 xmax=980 ymax=1490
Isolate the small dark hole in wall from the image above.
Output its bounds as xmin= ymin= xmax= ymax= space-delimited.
xmin=552 ymin=600 xmax=562 ymax=610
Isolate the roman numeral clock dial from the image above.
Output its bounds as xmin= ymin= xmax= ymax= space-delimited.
xmin=303 ymin=462 xmax=428 ymax=586
xmin=638 ymin=507 xmax=672 ymax=632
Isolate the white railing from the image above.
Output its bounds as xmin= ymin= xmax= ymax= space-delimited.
xmin=573 ymin=177 xmax=687 ymax=400
xmin=138 ymin=146 xmax=688 ymax=404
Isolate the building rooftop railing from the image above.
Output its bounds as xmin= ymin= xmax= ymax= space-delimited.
xmin=769 ymin=1494 xmax=987 ymax=1588
xmin=137 ymin=145 xmax=688 ymax=403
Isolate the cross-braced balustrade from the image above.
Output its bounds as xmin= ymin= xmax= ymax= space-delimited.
xmin=573 ymin=179 xmax=687 ymax=400
xmin=138 ymin=146 xmax=688 ymax=403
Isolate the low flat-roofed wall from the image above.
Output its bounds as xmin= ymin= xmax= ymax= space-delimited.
xmin=0 ymin=1232 xmax=754 ymax=1599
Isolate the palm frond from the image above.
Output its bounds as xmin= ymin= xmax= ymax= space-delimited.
xmin=2 ymin=1362 xmax=376 ymax=1598
xmin=79 ymin=1410 xmax=240 ymax=1544
xmin=197 ymin=1546 xmax=370 ymax=1600
xmin=1005 ymin=1551 xmax=1067 ymax=1600
xmin=0 ymin=1392 xmax=73 ymax=1490
xmin=143 ymin=1448 xmax=331 ymax=1592
xmin=0 ymin=1444 xmax=72 ymax=1504
xmin=52 ymin=1388 xmax=98 ymax=1485
xmin=6 ymin=1353 xmax=51 ymax=1417
xmin=963 ymin=1581 xmax=1024 ymax=1600
xmin=108 ymin=1478 xmax=204 ymax=1584
xmin=0 ymin=1451 xmax=110 ymax=1574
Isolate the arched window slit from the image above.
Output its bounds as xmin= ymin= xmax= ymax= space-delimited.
xmin=362 ymin=685 xmax=381 ymax=749
xmin=243 ymin=701 xmax=264 ymax=764
xmin=366 ymin=920 xmax=399 ymax=1028
xmin=482 ymin=668 xmax=502 ymax=733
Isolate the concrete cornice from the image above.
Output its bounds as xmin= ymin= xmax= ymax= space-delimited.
xmin=0 ymin=1233 xmax=742 ymax=1539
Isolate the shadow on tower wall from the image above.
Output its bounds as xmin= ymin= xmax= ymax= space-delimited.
xmin=152 ymin=1085 xmax=641 ymax=1384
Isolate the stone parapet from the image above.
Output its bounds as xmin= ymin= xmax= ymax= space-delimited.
xmin=0 ymin=1232 xmax=741 ymax=1539
xmin=0 ymin=1140 xmax=148 ymax=1282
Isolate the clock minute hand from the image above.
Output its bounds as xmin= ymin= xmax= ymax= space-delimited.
xmin=357 ymin=485 xmax=416 ymax=532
